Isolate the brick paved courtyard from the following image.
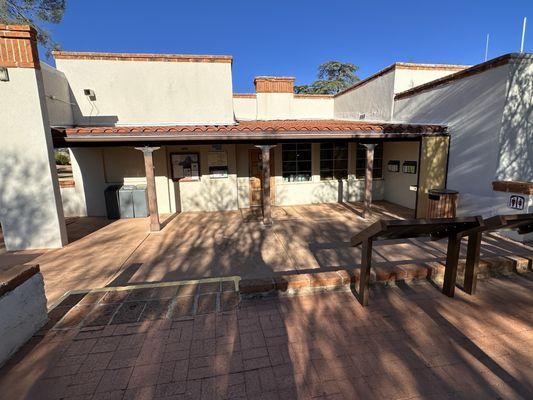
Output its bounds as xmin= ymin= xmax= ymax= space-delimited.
xmin=0 ymin=274 xmax=532 ymax=399
xmin=1 ymin=202 xmax=532 ymax=308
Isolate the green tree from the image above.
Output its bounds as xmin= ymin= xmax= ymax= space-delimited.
xmin=0 ymin=0 xmax=66 ymax=54
xmin=294 ymin=61 xmax=360 ymax=95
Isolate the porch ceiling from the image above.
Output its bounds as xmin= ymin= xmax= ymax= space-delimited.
xmin=51 ymin=119 xmax=448 ymax=146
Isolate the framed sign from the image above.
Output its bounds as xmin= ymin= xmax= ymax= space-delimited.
xmin=208 ymin=151 xmax=228 ymax=179
xmin=508 ymin=195 xmax=525 ymax=210
xmin=170 ymin=153 xmax=200 ymax=181
xmin=387 ymin=160 xmax=400 ymax=172
xmin=402 ymin=161 xmax=417 ymax=174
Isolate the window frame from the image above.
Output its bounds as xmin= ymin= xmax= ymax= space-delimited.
xmin=319 ymin=142 xmax=349 ymax=180
xmin=281 ymin=143 xmax=312 ymax=182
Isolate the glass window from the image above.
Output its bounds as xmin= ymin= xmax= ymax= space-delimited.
xmin=356 ymin=143 xmax=383 ymax=179
xmin=320 ymin=142 xmax=348 ymax=180
xmin=282 ymin=143 xmax=312 ymax=182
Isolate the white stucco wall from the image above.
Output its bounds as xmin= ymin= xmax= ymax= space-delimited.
xmin=394 ymin=63 xmax=511 ymax=217
xmin=383 ymin=141 xmax=419 ymax=209
xmin=41 ymin=63 xmax=74 ymax=127
xmin=334 ymin=66 xmax=465 ymax=122
xmin=291 ymin=97 xmax=334 ymax=119
xmin=0 ymin=273 xmax=48 ymax=367
xmin=0 ymin=67 xmax=67 ymax=250
xmin=334 ymin=69 xmax=396 ymax=121
xmin=496 ymin=56 xmax=533 ymax=183
xmin=234 ymin=94 xmax=334 ymax=120
xmin=69 ymin=148 xmax=106 ymax=217
xmin=55 ymin=58 xmax=235 ymax=126
xmin=233 ymin=97 xmax=257 ymax=120
xmin=393 ymin=68 xmax=465 ymax=94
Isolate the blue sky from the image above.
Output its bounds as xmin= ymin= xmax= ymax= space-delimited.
xmin=42 ymin=0 xmax=532 ymax=92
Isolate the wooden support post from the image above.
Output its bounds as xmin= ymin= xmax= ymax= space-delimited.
xmin=442 ymin=233 xmax=461 ymax=297
xmin=463 ymin=232 xmax=481 ymax=294
xmin=135 ymin=146 xmax=161 ymax=232
xmin=363 ymin=144 xmax=376 ymax=219
xmin=358 ymin=238 xmax=373 ymax=306
xmin=255 ymin=145 xmax=276 ymax=226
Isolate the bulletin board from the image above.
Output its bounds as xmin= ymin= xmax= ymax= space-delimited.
xmin=170 ymin=153 xmax=200 ymax=181
xmin=208 ymin=151 xmax=228 ymax=179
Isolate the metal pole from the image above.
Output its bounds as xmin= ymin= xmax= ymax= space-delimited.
xmin=520 ymin=17 xmax=527 ymax=53
xmin=485 ymin=34 xmax=490 ymax=61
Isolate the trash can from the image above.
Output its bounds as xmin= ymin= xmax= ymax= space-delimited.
xmin=118 ymin=185 xmax=136 ymax=218
xmin=427 ymin=189 xmax=459 ymax=218
xmin=132 ymin=184 xmax=148 ymax=217
xmin=104 ymin=185 xmax=121 ymax=219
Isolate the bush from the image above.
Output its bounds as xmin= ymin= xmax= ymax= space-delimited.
xmin=55 ymin=152 xmax=70 ymax=165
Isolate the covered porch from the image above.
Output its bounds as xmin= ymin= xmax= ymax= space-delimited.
xmin=52 ymin=120 xmax=450 ymax=236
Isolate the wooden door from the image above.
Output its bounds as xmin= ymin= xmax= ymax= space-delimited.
xmin=249 ymin=149 xmax=275 ymax=208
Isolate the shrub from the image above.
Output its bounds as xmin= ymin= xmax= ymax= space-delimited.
xmin=55 ymin=152 xmax=70 ymax=165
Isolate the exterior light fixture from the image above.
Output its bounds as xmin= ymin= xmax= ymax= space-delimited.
xmin=0 ymin=67 xmax=9 ymax=82
xmin=84 ymin=89 xmax=96 ymax=100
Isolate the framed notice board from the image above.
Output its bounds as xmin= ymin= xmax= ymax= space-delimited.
xmin=208 ymin=151 xmax=228 ymax=179
xmin=170 ymin=153 xmax=200 ymax=181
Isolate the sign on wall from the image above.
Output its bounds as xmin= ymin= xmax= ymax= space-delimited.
xmin=208 ymin=151 xmax=228 ymax=179
xmin=508 ymin=195 xmax=525 ymax=210
xmin=170 ymin=153 xmax=200 ymax=181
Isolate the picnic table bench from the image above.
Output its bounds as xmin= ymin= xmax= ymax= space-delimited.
xmin=351 ymin=216 xmax=483 ymax=306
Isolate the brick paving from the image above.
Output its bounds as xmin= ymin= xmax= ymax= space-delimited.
xmin=2 ymin=202 xmax=532 ymax=309
xmin=1 ymin=274 xmax=532 ymax=399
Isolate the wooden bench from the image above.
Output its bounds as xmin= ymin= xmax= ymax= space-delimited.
xmin=351 ymin=217 xmax=483 ymax=306
xmin=462 ymin=213 xmax=533 ymax=295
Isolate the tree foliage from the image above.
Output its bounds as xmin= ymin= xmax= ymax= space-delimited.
xmin=294 ymin=61 xmax=360 ymax=95
xmin=0 ymin=0 xmax=66 ymax=54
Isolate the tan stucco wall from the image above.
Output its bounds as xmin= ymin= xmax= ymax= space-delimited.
xmin=382 ymin=141 xmax=419 ymax=209
xmin=165 ymin=144 xmax=239 ymax=212
xmin=0 ymin=67 xmax=67 ymax=249
xmin=273 ymin=143 xmax=384 ymax=206
xmin=55 ymin=59 xmax=235 ymax=126
xmin=41 ymin=63 xmax=74 ymax=127
xmin=416 ymin=136 xmax=450 ymax=218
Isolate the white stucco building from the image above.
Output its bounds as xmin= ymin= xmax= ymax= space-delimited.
xmin=0 ymin=24 xmax=531 ymax=250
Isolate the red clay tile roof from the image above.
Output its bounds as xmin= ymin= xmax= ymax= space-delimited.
xmin=54 ymin=120 xmax=446 ymax=136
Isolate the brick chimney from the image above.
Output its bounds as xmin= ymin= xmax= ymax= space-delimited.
xmin=254 ymin=76 xmax=295 ymax=93
xmin=0 ymin=24 xmax=40 ymax=69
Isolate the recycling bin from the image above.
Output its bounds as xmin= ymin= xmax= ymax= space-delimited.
xmin=118 ymin=185 xmax=136 ymax=218
xmin=132 ymin=184 xmax=148 ymax=217
xmin=427 ymin=189 xmax=459 ymax=218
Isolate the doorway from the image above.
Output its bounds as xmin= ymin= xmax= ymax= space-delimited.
xmin=248 ymin=148 xmax=275 ymax=208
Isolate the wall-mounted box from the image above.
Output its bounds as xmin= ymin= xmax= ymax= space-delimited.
xmin=387 ymin=160 xmax=400 ymax=172
xmin=402 ymin=161 xmax=417 ymax=174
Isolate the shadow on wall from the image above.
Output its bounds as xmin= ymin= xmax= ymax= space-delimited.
xmin=496 ymin=57 xmax=533 ymax=181
xmin=177 ymin=178 xmax=239 ymax=212
xmin=0 ymin=152 xmax=62 ymax=250
xmin=68 ymin=86 xmax=119 ymax=126
xmin=395 ymin=69 xmax=508 ymax=199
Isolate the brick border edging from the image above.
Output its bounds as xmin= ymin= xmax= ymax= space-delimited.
xmin=238 ymin=255 xmax=533 ymax=296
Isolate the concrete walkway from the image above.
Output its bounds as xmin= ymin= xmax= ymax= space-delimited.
xmin=0 ymin=275 xmax=531 ymax=399
xmin=1 ymin=202 xmax=532 ymax=307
